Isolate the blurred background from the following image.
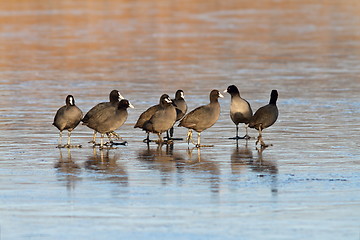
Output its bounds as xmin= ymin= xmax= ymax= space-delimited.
xmin=0 ymin=1 xmax=359 ymax=239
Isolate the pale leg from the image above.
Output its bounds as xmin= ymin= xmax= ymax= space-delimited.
xmin=244 ymin=125 xmax=251 ymax=139
xmin=100 ymin=134 xmax=105 ymax=149
xmin=58 ymin=131 xmax=63 ymax=147
xmin=186 ymin=130 xmax=195 ymax=145
xmin=196 ymin=132 xmax=201 ymax=147
xmin=67 ymin=131 xmax=71 ymax=146
xmin=156 ymin=133 xmax=163 ymax=144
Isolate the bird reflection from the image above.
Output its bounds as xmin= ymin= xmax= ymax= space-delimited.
xmin=231 ymin=140 xmax=253 ymax=176
xmin=85 ymin=148 xmax=128 ymax=187
xmin=184 ymin=147 xmax=220 ymax=195
xmin=250 ymin=147 xmax=278 ymax=196
xmin=55 ymin=148 xmax=81 ymax=191
xmin=137 ymin=143 xmax=183 ymax=185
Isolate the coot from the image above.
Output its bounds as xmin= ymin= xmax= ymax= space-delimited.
xmin=53 ymin=95 xmax=83 ymax=148
xmin=224 ymin=85 xmax=253 ymax=139
xmin=178 ymin=90 xmax=223 ymax=147
xmin=249 ymin=90 xmax=278 ymax=148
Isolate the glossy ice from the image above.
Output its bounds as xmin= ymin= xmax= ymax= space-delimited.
xmin=0 ymin=0 xmax=359 ymax=239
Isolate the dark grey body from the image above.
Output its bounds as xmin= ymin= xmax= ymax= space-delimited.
xmin=249 ymin=90 xmax=278 ymax=131
xmin=249 ymin=104 xmax=278 ymax=130
xmin=82 ymin=90 xmax=122 ymax=125
xmin=134 ymin=104 xmax=160 ymax=129
xmin=85 ymin=100 xmax=131 ymax=134
xmin=53 ymin=95 xmax=83 ymax=132
xmin=172 ymin=90 xmax=188 ymax=121
xmin=143 ymin=99 xmax=177 ymax=134
xmin=179 ymin=90 xmax=221 ymax=133
xmin=227 ymin=86 xmax=252 ymax=125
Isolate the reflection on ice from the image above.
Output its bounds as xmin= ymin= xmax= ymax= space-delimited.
xmin=84 ymin=148 xmax=128 ymax=187
xmin=137 ymin=143 xmax=182 ymax=184
xmin=184 ymin=148 xmax=220 ymax=194
xmin=231 ymin=140 xmax=253 ymax=175
xmin=251 ymin=148 xmax=278 ymax=195
xmin=55 ymin=148 xmax=81 ymax=191
xmin=2 ymin=0 xmax=360 ymax=238
xmin=136 ymin=144 xmax=220 ymax=193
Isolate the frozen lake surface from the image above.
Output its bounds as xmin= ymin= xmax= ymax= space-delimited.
xmin=0 ymin=0 xmax=359 ymax=239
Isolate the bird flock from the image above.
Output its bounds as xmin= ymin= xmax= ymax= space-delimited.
xmin=53 ymin=85 xmax=278 ymax=149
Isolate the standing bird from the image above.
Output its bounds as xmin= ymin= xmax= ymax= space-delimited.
xmin=142 ymin=95 xmax=177 ymax=144
xmin=178 ymin=90 xmax=223 ymax=148
xmin=53 ymin=95 xmax=83 ymax=148
xmin=224 ymin=85 xmax=253 ymax=140
xmin=82 ymin=90 xmax=124 ymax=144
xmin=249 ymin=90 xmax=278 ymax=148
xmin=134 ymin=94 xmax=168 ymax=142
xmin=168 ymin=90 xmax=188 ymax=139
xmin=84 ymin=99 xmax=134 ymax=148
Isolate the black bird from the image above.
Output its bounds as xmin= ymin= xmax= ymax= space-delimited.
xmin=82 ymin=90 xmax=124 ymax=144
xmin=134 ymin=94 xmax=169 ymax=142
xmin=168 ymin=90 xmax=188 ymax=139
xmin=249 ymin=90 xmax=278 ymax=148
xmin=178 ymin=90 xmax=223 ymax=147
xmin=142 ymin=95 xmax=177 ymax=144
xmin=224 ymin=85 xmax=253 ymax=139
xmin=53 ymin=95 xmax=83 ymax=148
xmin=84 ymin=99 xmax=134 ymax=148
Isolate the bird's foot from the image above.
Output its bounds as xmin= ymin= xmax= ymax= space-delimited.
xmin=109 ymin=132 xmax=122 ymax=140
xmin=153 ymin=139 xmax=173 ymax=145
xmin=154 ymin=139 xmax=162 ymax=145
xmin=165 ymin=137 xmax=183 ymax=141
xmin=99 ymin=145 xmax=118 ymax=150
xmin=229 ymin=136 xmax=243 ymax=140
xmin=163 ymin=139 xmax=174 ymax=144
xmin=229 ymin=135 xmax=252 ymax=140
xmin=186 ymin=131 xmax=196 ymax=145
xmin=243 ymin=134 xmax=252 ymax=140
xmin=143 ymin=138 xmax=154 ymax=143
xmin=57 ymin=144 xmax=82 ymax=148
xmin=195 ymin=144 xmax=214 ymax=148
xmin=112 ymin=141 xmax=128 ymax=146
xmin=260 ymin=143 xmax=272 ymax=149
xmin=256 ymin=137 xmax=272 ymax=149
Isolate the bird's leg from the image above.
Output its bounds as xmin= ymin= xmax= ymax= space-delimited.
xmin=170 ymin=127 xmax=174 ymax=138
xmin=110 ymin=131 xmax=122 ymax=140
xmin=143 ymin=132 xmax=151 ymax=143
xmin=229 ymin=125 xmax=243 ymax=140
xmin=57 ymin=131 xmax=63 ymax=148
xmin=186 ymin=130 xmax=195 ymax=145
xmin=155 ymin=133 xmax=163 ymax=144
xmin=167 ymin=126 xmax=183 ymax=141
xmin=66 ymin=131 xmax=71 ymax=147
xmin=255 ymin=126 xmax=269 ymax=148
xmin=196 ymin=132 xmax=214 ymax=148
xmin=104 ymin=132 xmax=127 ymax=146
xmin=89 ymin=130 xmax=97 ymax=144
xmin=243 ymin=125 xmax=251 ymax=140
xmin=195 ymin=132 xmax=201 ymax=148
xmin=65 ymin=131 xmax=81 ymax=148
xmin=105 ymin=132 xmax=114 ymax=146
xmin=98 ymin=134 xmax=118 ymax=149
xmin=255 ymin=127 xmax=262 ymax=146
xmin=164 ymin=131 xmax=174 ymax=144
xmin=100 ymin=134 xmax=105 ymax=149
